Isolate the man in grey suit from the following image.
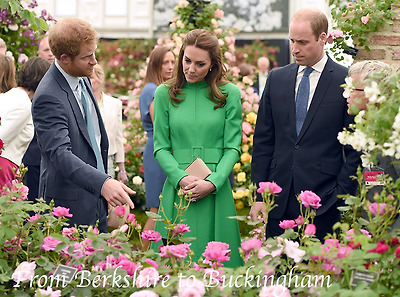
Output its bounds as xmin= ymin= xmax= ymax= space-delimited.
xmin=32 ymin=18 xmax=134 ymax=232
xmin=250 ymin=8 xmax=361 ymax=240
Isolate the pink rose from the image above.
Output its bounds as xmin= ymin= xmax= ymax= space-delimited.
xmin=361 ymin=16 xmax=369 ymax=24
xmin=241 ymin=238 xmax=262 ymax=254
xmin=141 ymin=230 xmax=162 ymax=243
xmin=27 ymin=214 xmax=41 ymax=223
xmin=214 ymin=9 xmax=224 ymax=19
xmin=159 ymin=243 xmax=191 ymax=259
xmin=259 ymin=285 xmax=291 ymax=297
xmin=119 ymin=259 xmax=139 ymax=277
xmin=242 ymin=121 xmax=254 ymax=135
xmin=279 ymin=220 xmax=297 ymax=230
xmin=144 ymin=258 xmax=158 ymax=269
xmin=173 ymin=224 xmax=191 ymax=236
xmin=35 ymin=286 xmax=62 ymax=297
xmin=257 ymin=182 xmax=282 ymax=194
xmin=346 ymin=228 xmax=371 ymax=240
xmin=115 ymin=205 xmax=126 ymax=217
xmin=368 ymin=202 xmax=388 ymax=216
xmin=304 ymin=224 xmax=316 ymax=235
xmin=327 ymin=29 xmax=344 ymax=44
xmin=295 ymin=215 xmax=304 ymax=225
xmin=126 ymin=213 xmax=136 ymax=224
xmin=202 ymin=241 xmax=231 ymax=262
xmin=12 ymin=261 xmax=36 ymax=284
xmin=136 ymin=267 xmax=159 ymax=288
xmin=299 ymin=190 xmax=322 ymax=209
xmin=62 ymin=227 xmax=77 ymax=239
xmin=41 ymin=236 xmax=62 ymax=251
xmin=178 ymin=278 xmax=206 ymax=297
xmin=51 ymin=206 xmax=73 ymax=218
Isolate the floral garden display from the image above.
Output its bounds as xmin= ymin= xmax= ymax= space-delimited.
xmin=1 ymin=0 xmax=400 ymax=296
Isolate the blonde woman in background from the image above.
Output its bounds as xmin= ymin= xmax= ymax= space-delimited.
xmin=90 ymin=64 xmax=128 ymax=184
xmin=139 ymin=46 xmax=175 ymax=250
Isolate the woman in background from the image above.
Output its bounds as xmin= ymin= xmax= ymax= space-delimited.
xmin=0 ymin=56 xmax=50 ymax=187
xmin=152 ymin=29 xmax=243 ymax=267
xmin=139 ymin=46 xmax=175 ymax=249
xmin=90 ymin=64 xmax=128 ymax=184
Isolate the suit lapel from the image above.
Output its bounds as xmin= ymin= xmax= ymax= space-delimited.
xmin=297 ymin=58 xmax=334 ymax=140
xmin=52 ymin=65 xmax=93 ymax=147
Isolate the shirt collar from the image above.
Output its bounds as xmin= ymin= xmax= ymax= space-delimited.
xmin=297 ymin=54 xmax=328 ymax=74
xmin=55 ymin=59 xmax=80 ymax=91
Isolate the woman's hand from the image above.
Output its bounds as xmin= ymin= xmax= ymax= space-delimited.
xmin=182 ymin=179 xmax=216 ymax=201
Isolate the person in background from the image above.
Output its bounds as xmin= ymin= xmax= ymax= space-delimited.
xmin=254 ymin=56 xmax=270 ymax=96
xmin=250 ymin=8 xmax=361 ymax=241
xmin=37 ymin=35 xmax=55 ymax=64
xmin=32 ymin=18 xmax=134 ymax=232
xmin=344 ymin=60 xmax=399 ymax=230
xmin=90 ymin=64 xmax=128 ymax=184
xmin=23 ymin=39 xmax=54 ymax=201
xmin=0 ymin=55 xmax=16 ymax=94
xmin=0 ymin=38 xmax=6 ymax=55
xmin=152 ymin=29 xmax=243 ymax=267
xmin=0 ymin=57 xmax=50 ymax=187
xmin=139 ymin=46 xmax=174 ymax=250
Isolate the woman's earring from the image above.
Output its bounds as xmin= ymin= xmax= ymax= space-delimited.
xmin=209 ymin=68 xmax=212 ymax=72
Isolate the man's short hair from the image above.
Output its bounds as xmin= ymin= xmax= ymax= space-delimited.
xmin=48 ymin=18 xmax=98 ymax=60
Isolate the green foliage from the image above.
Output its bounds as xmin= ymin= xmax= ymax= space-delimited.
xmin=0 ymin=0 xmax=54 ymax=69
xmin=329 ymin=0 xmax=400 ymax=59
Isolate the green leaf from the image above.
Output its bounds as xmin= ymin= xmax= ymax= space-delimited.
xmin=145 ymin=211 xmax=162 ymax=219
xmin=178 ymin=236 xmax=196 ymax=243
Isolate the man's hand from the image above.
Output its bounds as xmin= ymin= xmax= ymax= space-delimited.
xmin=249 ymin=201 xmax=267 ymax=222
xmin=102 ymin=178 xmax=135 ymax=209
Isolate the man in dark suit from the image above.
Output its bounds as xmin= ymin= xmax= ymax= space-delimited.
xmin=32 ymin=18 xmax=134 ymax=232
xmin=250 ymin=8 xmax=361 ymax=240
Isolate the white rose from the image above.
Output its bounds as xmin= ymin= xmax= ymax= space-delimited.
xmin=12 ymin=261 xmax=36 ymax=284
xmin=132 ymin=176 xmax=143 ymax=185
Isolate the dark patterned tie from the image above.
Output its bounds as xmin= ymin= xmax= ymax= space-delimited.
xmin=295 ymin=67 xmax=313 ymax=135
xmin=79 ymin=79 xmax=105 ymax=172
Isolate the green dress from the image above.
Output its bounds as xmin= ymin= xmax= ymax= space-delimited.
xmin=152 ymin=80 xmax=243 ymax=268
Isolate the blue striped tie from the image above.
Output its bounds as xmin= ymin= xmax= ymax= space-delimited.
xmin=79 ymin=79 xmax=105 ymax=172
xmin=295 ymin=67 xmax=313 ymax=135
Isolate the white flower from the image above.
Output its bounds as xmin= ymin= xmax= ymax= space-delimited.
xmin=132 ymin=176 xmax=143 ymax=185
xmin=18 ymin=54 xmax=28 ymax=64
xmin=12 ymin=261 xmax=36 ymax=284
xmin=342 ymin=76 xmax=353 ymax=98
xmin=364 ymin=81 xmax=380 ymax=103
xmin=283 ymin=239 xmax=305 ymax=263
xmin=8 ymin=24 xmax=18 ymax=31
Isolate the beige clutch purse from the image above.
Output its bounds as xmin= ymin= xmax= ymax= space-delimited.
xmin=185 ymin=158 xmax=212 ymax=179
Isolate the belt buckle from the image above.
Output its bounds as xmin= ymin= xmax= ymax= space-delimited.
xmin=191 ymin=146 xmax=204 ymax=161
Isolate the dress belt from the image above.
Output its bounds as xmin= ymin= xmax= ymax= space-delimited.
xmin=173 ymin=147 xmax=222 ymax=164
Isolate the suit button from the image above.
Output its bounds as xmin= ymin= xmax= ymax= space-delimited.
xmin=294 ymin=145 xmax=299 ymax=149
xmin=291 ymin=166 xmax=294 ymax=171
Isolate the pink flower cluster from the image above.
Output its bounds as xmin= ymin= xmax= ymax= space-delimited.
xmin=141 ymin=230 xmax=162 ymax=243
xmin=159 ymin=243 xmax=191 ymax=259
xmin=41 ymin=236 xmax=62 ymax=252
xmin=202 ymin=241 xmax=230 ymax=263
xmin=51 ymin=206 xmax=73 ymax=218
xmin=173 ymin=224 xmax=190 ymax=237
xmin=257 ymin=182 xmax=282 ymax=195
xmin=178 ymin=278 xmax=206 ymax=297
xmin=0 ymin=180 xmax=29 ymax=201
xmin=310 ymin=239 xmax=353 ymax=275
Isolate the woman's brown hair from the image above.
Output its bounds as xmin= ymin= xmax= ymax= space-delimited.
xmin=0 ymin=55 xmax=16 ymax=93
xmin=169 ymin=29 xmax=228 ymax=109
xmin=145 ymin=46 xmax=174 ymax=86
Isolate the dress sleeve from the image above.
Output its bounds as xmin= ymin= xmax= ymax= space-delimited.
xmin=153 ymin=85 xmax=187 ymax=189
xmin=206 ymin=83 xmax=242 ymax=192
xmin=0 ymin=93 xmax=32 ymax=145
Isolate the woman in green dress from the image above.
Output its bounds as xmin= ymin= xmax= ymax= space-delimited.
xmin=152 ymin=29 xmax=243 ymax=268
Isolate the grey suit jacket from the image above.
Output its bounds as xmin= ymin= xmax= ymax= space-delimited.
xmin=32 ymin=63 xmax=110 ymax=231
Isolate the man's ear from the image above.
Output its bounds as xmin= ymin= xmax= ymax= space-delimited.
xmin=59 ymin=53 xmax=71 ymax=65
xmin=319 ymin=32 xmax=328 ymax=45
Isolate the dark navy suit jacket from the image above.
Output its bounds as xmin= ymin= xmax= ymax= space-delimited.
xmin=251 ymin=57 xmax=361 ymax=218
xmin=32 ymin=63 xmax=109 ymax=231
